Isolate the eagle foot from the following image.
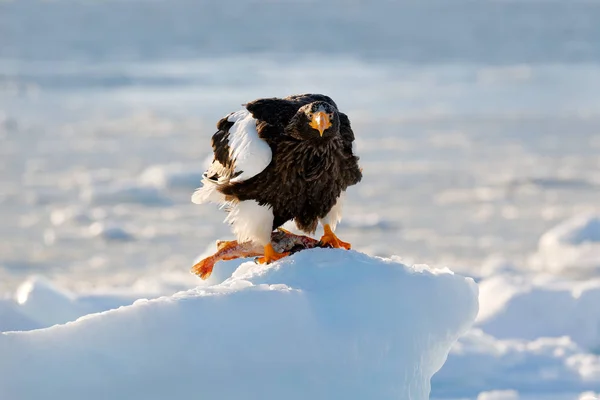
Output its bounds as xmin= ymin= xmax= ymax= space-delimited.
xmin=319 ymin=224 xmax=351 ymax=250
xmin=256 ymin=243 xmax=289 ymax=264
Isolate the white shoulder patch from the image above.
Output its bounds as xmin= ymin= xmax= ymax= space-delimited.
xmin=227 ymin=109 xmax=272 ymax=183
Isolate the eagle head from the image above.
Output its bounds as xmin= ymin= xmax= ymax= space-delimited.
xmin=286 ymin=101 xmax=340 ymax=139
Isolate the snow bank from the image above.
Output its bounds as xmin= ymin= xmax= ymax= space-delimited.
xmin=0 ymin=254 xmax=243 ymax=333
xmin=13 ymin=277 xmax=84 ymax=328
xmin=0 ymin=249 xmax=478 ymax=400
xmin=580 ymin=392 xmax=600 ymax=400
xmin=433 ymin=329 xmax=600 ymax=398
xmin=476 ymin=274 xmax=600 ymax=350
xmin=0 ymin=277 xmax=139 ymax=332
xmin=530 ymin=213 xmax=600 ymax=275
xmin=0 ymin=299 xmax=40 ymax=332
xmin=472 ymin=389 xmax=600 ymax=400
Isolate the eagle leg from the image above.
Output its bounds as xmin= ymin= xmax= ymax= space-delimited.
xmin=319 ymin=224 xmax=351 ymax=250
xmin=256 ymin=243 xmax=289 ymax=264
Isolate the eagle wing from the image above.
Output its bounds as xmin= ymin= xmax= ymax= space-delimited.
xmin=191 ymin=109 xmax=272 ymax=205
xmin=338 ymin=112 xmax=362 ymax=186
xmin=192 ymin=94 xmax=360 ymax=205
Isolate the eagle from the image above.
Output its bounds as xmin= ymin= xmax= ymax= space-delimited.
xmin=192 ymin=93 xmax=362 ymax=263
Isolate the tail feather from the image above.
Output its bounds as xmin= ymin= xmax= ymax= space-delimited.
xmin=191 ymin=180 xmax=226 ymax=204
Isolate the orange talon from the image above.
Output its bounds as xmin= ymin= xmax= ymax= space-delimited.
xmin=256 ymin=243 xmax=289 ymax=264
xmin=319 ymin=224 xmax=351 ymax=250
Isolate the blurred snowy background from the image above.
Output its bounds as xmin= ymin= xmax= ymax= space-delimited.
xmin=1 ymin=0 xmax=600 ymax=398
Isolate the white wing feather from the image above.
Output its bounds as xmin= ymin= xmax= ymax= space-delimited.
xmin=227 ymin=109 xmax=272 ymax=183
xmin=191 ymin=109 xmax=272 ymax=205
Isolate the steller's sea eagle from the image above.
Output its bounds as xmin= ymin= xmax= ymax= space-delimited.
xmin=192 ymin=93 xmax=362 ymax=263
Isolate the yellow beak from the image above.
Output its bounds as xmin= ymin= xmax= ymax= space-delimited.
xmin=309 ymin=111 xmax=331 ymax=136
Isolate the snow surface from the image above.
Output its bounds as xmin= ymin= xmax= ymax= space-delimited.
xmin=433 ymin=329 xmax=600 ymax=398
xmin=530 ymin=213 xmax=600 ymax=276
xmin=1 ymin=277 xmax=139 ymax=332
xmin=3 ymin=207 xmax=600 ymax=400
xmin=0 ymin=249 xmax=478 ymax=400
xmin=138 ymin=163 xmax=204 ymax=190
xmin=477 ymin=391 xmax=520 ymax=400
xmin=476 ymin=273 xmax=600 ymax=350
xmin=81 ymin=182 xmax=172 ymax=206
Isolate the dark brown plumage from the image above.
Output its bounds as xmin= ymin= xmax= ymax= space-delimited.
xmin=192 ymin=93 xmax=362 ymax=262
xmin=230 ymin=94 xmax=358 ymax=230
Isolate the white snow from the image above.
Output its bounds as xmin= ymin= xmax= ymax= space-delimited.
xmin=529 ymin=213 xmax=600 ymax=276
xmin=50 ymin=206 xmax=94 ymax=226
xmin=579 ymin=392 xmax=600 ymax=400
xmin=138 ymin=163 xmax=204 ymax=190
xmin=476 ymin=273 xmax=600 ymax=350
xmin=0 ymin=249 xmax=478 ymax=400
xmin=477 ymin=390 xmax=520 ymax=400
xmin=0 ymin=298 xmax=40 ymax=332
xmin=1 ymin=277 xmax=139 ymax=331
xmin=541 ymin=214 xmax=600 ymax=247
xmin=432 ymin=329 xmax=600 ymax=398
xmin=88 ymin=221 xmax=135 ymax=241
xmin=0 ymin=261 xmax=252 ymax=333
xmin=81 ymin=182 xmax=172 ymax=206
xmin=338 ymin=212 xmax=396 ymax=231
xmin=12 ymin=277 xmax=87 ymax=328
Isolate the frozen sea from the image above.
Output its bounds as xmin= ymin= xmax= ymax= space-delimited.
xmin=2 ymin=0 xmax=599 ymax=293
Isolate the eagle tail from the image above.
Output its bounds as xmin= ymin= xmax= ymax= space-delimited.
xmin=191 ymin=180 xmax=226 ymax=205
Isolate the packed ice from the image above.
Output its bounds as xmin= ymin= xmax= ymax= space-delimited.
xmin=0 ymin=251 xmax=478 ymax=400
